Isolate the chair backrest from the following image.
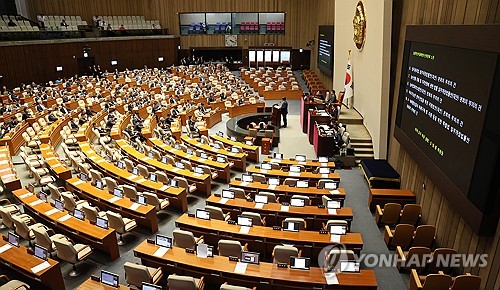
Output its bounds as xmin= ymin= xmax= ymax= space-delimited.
xmin=103 ymin=177 xmax=118 ymax=192
xmin=400 ymin=204 xmax=421 ymax=225
xmin=231 ymin=187 xmax=247 ymax=199
xmin=412 ymin=225 xmax=436 ymax=248
xmin=167 ymin=275 xmax=197 ymax=290
xmin=61 ymin=192 xmax=77 ymax=212
xmin=205 ymin=205 xmax=225 ymax=220
xmin=291 ymin=195 xmax=310 ymax=205
xmin=251 ymin=173 xmax=266 ymax=183
xmin=218 ymin=239 xmax=243 ymax=257
xmin=317 ymin=179 xmax=334 ymax=188
xmin=141 ymin=192 xmax=161 ymax=210
xmin=273 ymin=245 xmax=298 ymax=264
xmin=241 ymin=211 xmax=263 ymax=226
xmin=137 ymin=164 xmax=149 ymax=177
xmin=283 ymin=217 xmax=306 ymax=230
xmin=391 ymin=224 xmax=415 ymax=249
xmin=12 ymin=215 xmax=31 ymax=240
xmin=450 ymin=274 xmax=481 ymax=290
xmin=421 ymin=274 xmax=452 ymax=290
xmin=406 ymin=247 xmax=432 ymax=272
xmin=181 ymin=160 xmax=193 ymax=170
xmin=428 ymin=248 xmax=458 ymax=273
xmin=173 ymin=229 xmax=196 ymax=250
xmin=283 ymin=178 xmax=298 ymax=186
xmin=89 ymin=169 xmax=103 ymax=186
xmin=124 ymin=159 xmax=134 ymax=171
xmin=257 ymin=192 xmax=277 ymax=203
xmin=33 ymin=226 xmax=54 ymax=251
xmin=121 ymin=184 xmax=137 ymax=199
xmin=106 ymin=211 xmax=125 ymax=233
xmin=53 ymin=239 xmax=77 ymax=264
xmin=47 ymin=183 xmax=62 ymax=200
xmin=380 ymin=203 xmax=402 ymax=225
xmin=124 ymin=262 xmax=151 ymax=288
xmin=82 ymin=204 xmax=100 ymax=223
xmin=0 ymin=208 xmax=16 ymax=229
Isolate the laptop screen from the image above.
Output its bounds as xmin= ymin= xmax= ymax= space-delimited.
xmin=113 ymin=188 xmax=123 ymax=198
xmin=327 ymin=200 xmax=341 ymax=209
xmin=27 ymin=183 xmax=35 ymax=193
xmin=268 ymin=177 xmax=280 ymax=186
xmin=290 ymin=198 xmax=305 ymax=207
xmin=296 ymin=180 xmax=309 ymax=188
xmin=149 ymin=173 xmax=157 ymax=182
xmin=175 ymin=162 xmax=184 ymax=169
xmin=34 ymin=244 xmax=48 ymax=261
xmin=290 ymin=165 xmax=301 ymax=173
xmin=318 ymin=156 xmax=329 ymax=163
xmin=330 ymin=225 xmax=347 ymax=235
xmin=216 ymin=156 xmax=225 ymax=163
xmin=132 ymin=167 xmax=139 ymax=176
xmin=340 ymin=261 xmax=360 ymax=273
xmin=38 ymin=192 xmax=47 ymax=202
xmin=55 ymin=199 xmax=64 ymax=211
xmin=73 ymin=209 xmax=85 ymax=220
xmin=196 ymin=209 xmax=210 ymax=220
xmin=241 ymin=252 xmax=260 ymax=264
xmin=161 ymin=157 xmax=167 ymax=163
xmin=295 ymin=155 xmax=306 ymax=162
xmin=117 ymin=161 xmax=124 ymax=169
xmin=96 ymin=180 xmax=103 ymax=190
xmin=8 ymin=232 xmax=19 ymax=247
xmin=142 ymin=282 xmax=162 ymax=290
xmin=221 ymin=190 xmax=234 ymax=199
xmin=254 ymin=194 xmax=268 ymax=204
xmin=319 ymin=167 xmax=330 ymax=174
xmin=101 ymin=270 xmax=119 ymax=288
xmin=96 ymin=217 xmax=108 ymax=229
xmin=261 ymin=163 xmax=272 ymax=170
xmin=283 ymin=221 xmax=300 ymax=232
xmin=273 ymin=153 xmax=283 ymax=160
xmin=137 ymin=195 xmax=147 ymax=205
xmin=194 ymin=167 xmax=204 ymax=174
xmin=170 ymin=179 xmax=178 ymax=187
xmin=155 ymin=235 xmax=172 ymax=248
xmin=290 ymin=256 xmax=311 ymax=270
xmin=79 ymin=173 xmax=87 ymax=181
xmin=242 ymin=174 xmax=253 ymax=183
xmin=324 ymin=182 xmax=337 ymax=189
xmin=237 ymin=216 xmax=253 ymax=227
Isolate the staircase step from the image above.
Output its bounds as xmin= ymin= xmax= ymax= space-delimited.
xmin=353 ymin=147 xmax=374 ymax=153
xmin=350 ymin=138 xmax=372 ymax=143
xmin=350 ymin=142 xmax=373 ymax=148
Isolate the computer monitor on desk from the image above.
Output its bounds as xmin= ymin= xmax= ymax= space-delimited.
xmin=142 ymin=282 xmax=162 ymax=290
xmin=241 ymin=251 xmax=260 ymax=265
xmin=296 ymin=180 xmax=309 ymax=188
xmin=290 ymin=198 xmax=305 ymax=207
xmin=290 ymin=257 xmax=311 ymax=270
xmin=330 ymin=225 xmax=347 ymax=235
xmin=273 ymin=153 xmax=283 ymax=160
xmin=327 ymin=200 xmax=341 ymax=209
xmin=283 ymin=221 xmax=300 ymax=232
xmin=324 ymin=182 xmax=337 ymax=190
xmin=295 ymin=155 xmax=306 ymax=162
xmin=113 ymin=188 xmax=123 ymax=198
xmin=242 ymin=174 xmax=253 ymax=183
xmin=319 ymin=167 xmax=330 ymax=174
xmin=196 ymin=209 xmax=210 ymax=220
xmin=290 ymin=165 xmax=301 ymax=173
xmin=96 ymin=217 xmax=108 ymax=229
xmin=268 ymin=177 xmax=280 ymax=186
xmin=340 ymin=261 xmax=360 ymax=273
xmin=221 ymin=189 xmax=235 ymax=199
xmin=318 ymin=156 xmax=329 ymax=163
xmin=155 ymin=234 xmax=172 ymax=248
xmin=101 ymin=270 xmax=119 ymax=288
xmin=237 ymin=215 xmax=253 ymax=227
xmin=8 ymin=232 xmax=19 ymax=247
xmin=34 ymin=244 xmax=48 ymax=261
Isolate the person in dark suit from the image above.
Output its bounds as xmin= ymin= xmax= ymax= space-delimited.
xmin=280 ymin=97 xmax=288 ymax=128
xmin=60 ymin=105 xmax=70 ymax=115
xmin=21 ymin=108 xmax=32 ymax=121
xmin=36 ymin=101 xmax=46 ymax=112
xmin=8 ymin=116 xmax=18 ymax=128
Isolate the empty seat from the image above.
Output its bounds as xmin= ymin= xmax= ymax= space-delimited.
xmin=241 ymin=211 xmax=265 ymax=226
xmin=218 ymin=239 xmax=247 ymax=257
xmin=106 ymin=211 xmax=137 ymax=245
xmin=53 ymin=239 xmax=93 ymax=277
xmin=400 ymin=204 xmax=422 ymax=225
xmin=12 ymin=215 xmax=46 ymax=247
xmin=173 ymin=229 xmax=204 ymax=250
xmin=167 ymin=274 xmax=205 ymax=290
xmin=397 ymin=246 xmax=432 ymax=272
xmin=124 ymin=262 xmax=163 ymax=289
xmin=33 ymin=226 xmax=70 ymax=257
xmin=205 ymin=205 xmax=230 ymax=221
xmin=384 ymin=224 xmax=415 ymax=249
xmin=412 ymin=225 xmax=436 ymax=248
xmin=272 ymin=245 xmax=299 ymax=264
xmin=375 ymin=203 xmax=402 ymax=226
xmin=409 ymin=269 xmax=452 ymax=290
xmin=140 ymin=192 xmax=169 ymax=211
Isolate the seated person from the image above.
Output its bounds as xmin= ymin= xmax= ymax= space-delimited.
xmin=247 ymin=122 xmax=257 ymax=130
xmin=47 ymin=111 xmax=58 ymax=123
xmin=21 ymin=108 xmax=32 ymax=121
xmin=69 ymin=118 xmax=79 ymax=131
xmin=7 ymin=116 xmax=18 ymax=129
xmin=236 ymin=97 xmax=245 ymax=106
xmin=258 ymin=122 xmax=267 ymax=131
xmin=187 ymin=115 xmax=199 ymax=134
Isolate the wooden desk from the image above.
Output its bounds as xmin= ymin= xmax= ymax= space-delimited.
xmin=135 ymin=243 xmax=377 ymax=290
xmin=181 ymin=135 xmax=247 ymax=171
xmin=229 ymin=180 xmax=346 ymax=206
xmin=210 ymin=134 xmax=260 ymax=162
xmin=204 ymin=109 xmax=223 ymax=128
xmin=313 ymin=124 xmax=337 ymax=158
xmin=307 ymin=110 xmax=331 ymax=144
xmin=78 ymin=142 xmax=188 ymax=211
xmin=228 ymin=103 xmax=265 ymax=118
xmin=175 ymin=214 xmax=363 ymax=259
xmin=0 ymin=235 xmax=65 ymax=290
xmin=206 ymin=195 xmax=352 ymax=230
xmin=77 ymin=278 xmax=131 ymax=290
xmin=149 ymin=138 xmax=230 ymax=183
xmin=0 ymin=146 xmax=21 ymax=190
xmin=13 ymin=188 xmax=120 ymax=261
xmin=263 ymin=157 xmax=335 ymax=170
xmin=0 ymin=121 xmax=28 ymax=155
xmin=262 ymin=89 xmax=303 ymax=100
xmin=39 ymin=144 xmax=72 ymax=180
xmin=369 ymin=188 xmax=416 ymax=211
xmin=115 ymin=139 xmax=211 ymax=195
xmin=66 ymin=177 xmax=159 ymax=233
xmin=247 ymin=167 xmax=340 ymax=183
xmin=300 ymin=98 xmax=326 ymax=133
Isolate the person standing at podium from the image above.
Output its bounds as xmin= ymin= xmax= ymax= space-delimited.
xmin=280 ymin=97 xmax=288 ymax=128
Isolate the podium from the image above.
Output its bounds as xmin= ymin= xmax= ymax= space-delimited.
xmin=271 ymin=105 xmax=281 ymax=127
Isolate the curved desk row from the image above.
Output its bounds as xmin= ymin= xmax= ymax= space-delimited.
xmin=134 ymin=243 xmax=377 ymax=290
xmin=78 ymin=142 xmax=188 ymax=212
xmin=0 ymin=146 xmax=21 ymax=190
xmin=210 ymin=134 xmax=260 ymax=162
xmin=13 ymin=188 xmax=120 ymax=261
xmin=247 ymin=167 xmax=341 ymax=183
xmin=262 ymin=157 xmax=336 ymax=170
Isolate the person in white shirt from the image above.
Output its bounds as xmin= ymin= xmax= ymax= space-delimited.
xmin=37 ymin=14 xmax=47 ymax=29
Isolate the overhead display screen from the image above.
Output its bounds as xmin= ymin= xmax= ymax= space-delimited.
xmin=396 ymin=41 xmax=497 ymax=195
xmin=317 ymin=25 xmax=334 ymax=76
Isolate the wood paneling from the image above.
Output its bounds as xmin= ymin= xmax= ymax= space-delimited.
xmin=388 ymin=1 xmax=500 ymax=289
xmin=0 ymin=37 xmax=179 ymax=88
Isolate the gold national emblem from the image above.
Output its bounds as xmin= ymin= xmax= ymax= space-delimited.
xmin=353 ymin=1 xmax=366 ymax=50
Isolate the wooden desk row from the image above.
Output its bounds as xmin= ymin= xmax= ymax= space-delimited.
xmin=149 ymin=137 xmax=231 ymax=183
xmin=262 ymin=157 xmax=336 ymax=170
xmin=210 ymin=134 xmax=260 ymax=162
xmin=115 ymin=139 xmax=212 ymax=195
xmin=203 ymin=108 xmax=223 ymax=129
xmin=134 ymin=243 xmax=377 ymax=290
xmin=39 ymin=144 xmax=72 ymax=180
xmin=229 ymin=180 xmax=346 ymax=206
xmin=0 ymin=234 xmax=65 ymax=290
xmin=300 ymin=97 xmax=326 ymax=133
xmin=206 ymin=195 xmax=353 ymax=230
xmin=78 ymin=142 xmax=188 ymax=212
xmin=13 ymin=188 xmax=120 ymax=261
xmin=175 ymin=214 xmax=364 ymax=259
xmin=77 ymin=278 xmax=130 ymax=290
xmin=66 ymin=177 xmax=159 ymax=233
xmin=247 ymin=167 xmax=341 ymax=183
xmin=227 ymin=102 xmax=265 ymax=118
xmin=0 ymin=146 xmax=21 ymax=190
xmin=181 ymin=135 xmax=247 ymax=171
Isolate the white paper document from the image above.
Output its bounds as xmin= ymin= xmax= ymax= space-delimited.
xmin=57 ymin=214 xmax=72 ymax=222
xmin=20 ymin=192 xmax=33 ymax=199
xmin=328 ymin=209 xmax=337 ymax=215
xmin=160 ymin=185 xmax=170 ymax=191
xmin=288 ymin=172 xmax=300 ymax=177
xmin=330 ymin=190 xmax=341 ymax=195
xmin=72 ymin=180 xmax=84 ymax=186
xmin=234 ymin=262 xmax=248 ymax=274
xmin=254 ymin=203 xmax=265 ymax=209
xmin=320 ymin=163 xmax=328 ymax=167
xmin=31 ymin=261 xmax=51 ymax=274
xmin=268 ymin=185 xmax=277 ymax=190
xmin=260 ymin=169 xmax=268 ymax=173
xmin=108 ymin=196 xmax=121 ymax=203
xmin=219 ymin=198 xmax=229 ymax=204
xmin=321 ymin=174 xmax=329 ymax=178
xmin=45 ymin=208 xmax=59 ymax=216
xmin=196 ymin=243 xmax=209 ymax=258
xmin=129 ymin=203 xmax=140 ymax=210
xmin=0 ymin=244 xmax=12 ymax=254
xmin=324 ymin=273 xmax=339 ymax=285
xmin=280 ymin=205 xmax=290 ymax=212
xmin=153 ymin=247 xmax=169 ymax=257
xmin=239 ymin=226 xmax=251 ymax=234
xmin=136 ymin=178 xmax=147 ymax=183
xmin=29 ymin=200 xmax=43 ymax=207
xmin=240 ymin=182 xmax=249 ymax=187
xmin=330 ymin=234 xmax=341 ymax=243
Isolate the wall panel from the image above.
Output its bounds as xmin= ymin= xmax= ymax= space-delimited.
xmin=388 ymin=0 xmax=500 ymax=289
